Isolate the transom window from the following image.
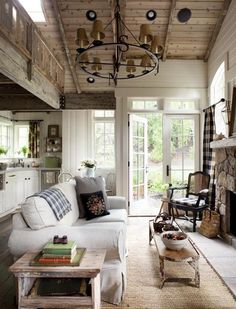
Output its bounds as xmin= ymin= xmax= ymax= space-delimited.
xmin=164 ymin=99 xmax=197 ymax=111
xmin=132 ymin=100 xmax=158 ymax=110
xmin=130 ymin=99 xmax=198 ymax=111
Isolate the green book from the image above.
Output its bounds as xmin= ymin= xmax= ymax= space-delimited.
xmin=30 ymin=248 xmax=86 ymax=267
xmin=43 ymin=240 xmax=76 ymax=255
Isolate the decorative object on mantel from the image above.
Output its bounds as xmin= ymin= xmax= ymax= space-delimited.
xmin=213 ymin=133 xmax=225 ymax=141
xmin=81 ymin=159 xmax=96 ymax=177
xmin=75 ymin=0 xmax=163 ymax=85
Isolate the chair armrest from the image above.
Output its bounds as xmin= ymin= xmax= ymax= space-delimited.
xmin=168 ymin=185 xmax=188 ymax=199
xmin=169 ymin=185 xmax=188 ymax=191
xmin=108 ymin=196 xmax=127 ymax=210
xmin=198 ymin=189 xmax=209 ymax=198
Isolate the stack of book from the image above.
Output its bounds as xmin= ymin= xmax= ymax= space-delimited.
xmin=38 ymin=240 xmax=77 ymax=264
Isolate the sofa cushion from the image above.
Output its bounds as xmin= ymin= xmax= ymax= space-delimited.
xmin=80 ymin=190 xmax=110 ymax=220
xmin=75 ymin=176 xmax=110 ymax=218
xmin=76 ymin=209 xmax=127 ymax=225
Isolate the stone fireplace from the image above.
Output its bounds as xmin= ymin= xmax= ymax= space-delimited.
xmin=211 ymin=138 xmax=236 ymax=248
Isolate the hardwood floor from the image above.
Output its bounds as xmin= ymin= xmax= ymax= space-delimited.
xmin=0 ymin=215 xmax=16 ymax=309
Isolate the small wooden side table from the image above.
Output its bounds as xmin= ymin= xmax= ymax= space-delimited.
xmin=9 ymin=249 xmax=106 ymax=309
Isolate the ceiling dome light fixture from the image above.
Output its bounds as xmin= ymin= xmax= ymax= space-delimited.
xmin=146 ymin=10 xmax=157 ymax=21
xmin=177 ymin=8 xmax=192 ymax=23
xmin=87 ymin=77 xmax=95 ymax=83
xmin=86 ymin=10 xmax=97 ymax=21
xmin=75 ymin=0 xmax=163 ymax=85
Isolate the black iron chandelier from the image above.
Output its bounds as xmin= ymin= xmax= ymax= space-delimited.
xmin=75 ymin=0 xmax=163 ymax=85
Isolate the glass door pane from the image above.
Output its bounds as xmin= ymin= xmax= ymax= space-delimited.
xmin=163 ymin=115 xmax=199 ymax=186
xmin=129 ymin=115 xmax=148 ymax=203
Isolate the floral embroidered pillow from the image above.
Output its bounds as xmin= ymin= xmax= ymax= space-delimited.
xmin=80 ymin=191 xmax=110 ymax=220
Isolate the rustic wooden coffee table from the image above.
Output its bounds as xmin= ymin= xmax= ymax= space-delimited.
xmin=9 ymin=248 xmax=106 ymax=309
xmin=149 ymin=220 xmax=200 ymax=289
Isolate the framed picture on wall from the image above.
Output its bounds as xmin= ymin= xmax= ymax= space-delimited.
xmin=48 ymin=125 xmax=59 ymax=137
xmin=229 ymin=87 xmax=236 ymax=137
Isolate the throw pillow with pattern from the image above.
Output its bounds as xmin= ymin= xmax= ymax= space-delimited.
xmin=80 ymin=190 xmax=110 ymax=220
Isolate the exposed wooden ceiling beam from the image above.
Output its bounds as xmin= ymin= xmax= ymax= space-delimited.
xmin=0 ymin=95 xmax=55 ymax=110
xmin=162 ymin=0 xmax=177 ymax=61
xmin=64 ymin=92 xmax=116 ymax=109
xmin=0 ymin=73 xmax=15 ymax=84
xmin=204 ymin=0 xmax=232 ymax=61
xmin=51 ymin=0 xmax=81 ymax=94
xmin=0 ymin=84 xmax=32 ymax=95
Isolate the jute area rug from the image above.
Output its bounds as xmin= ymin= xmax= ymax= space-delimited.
xmin=102 ymin=217 xmax=236 ymax=309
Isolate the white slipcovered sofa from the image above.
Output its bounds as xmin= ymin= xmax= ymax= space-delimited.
xmin=8 ymin=179 xmax=127 ymax=304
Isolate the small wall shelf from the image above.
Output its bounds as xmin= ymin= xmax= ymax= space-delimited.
xmin=46 ymin=137 xmax=62 ymax=153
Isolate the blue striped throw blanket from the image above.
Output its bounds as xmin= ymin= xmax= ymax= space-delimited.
xmin=34 ymin=188 xmax=72 ymax=220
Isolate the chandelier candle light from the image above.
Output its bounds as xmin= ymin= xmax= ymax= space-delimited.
xmin=75 ymin=0 xmax=163 ymax=85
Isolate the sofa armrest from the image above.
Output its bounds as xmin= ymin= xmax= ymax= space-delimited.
xmin=108 ymin=196 xmax=126 ymax=210
xmin=12 ymin=212 xmax=28 ymax=229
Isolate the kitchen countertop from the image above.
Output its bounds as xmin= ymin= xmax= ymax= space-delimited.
xmin=0 ymin=167 xmax=61 ymax=174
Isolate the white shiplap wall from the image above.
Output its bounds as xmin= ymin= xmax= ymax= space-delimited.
xmin=208 ymin=0 xmax=236 ymax=94
xmin=117 ymin=59 xmax=207 ymax=89
xmin=62 ymin=110 xmax=89 ymax=176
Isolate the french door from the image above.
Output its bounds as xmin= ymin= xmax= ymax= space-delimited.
xmin=163 ymin=114 xmax=200 ymax=185
xmin=128 ymin=114 xmax=148 ymax=205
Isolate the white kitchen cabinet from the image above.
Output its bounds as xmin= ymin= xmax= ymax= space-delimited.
xmin=0 ymin=191 xmax=3 ymax=213
xmin=16 ymin=170 xmax=39 ymax=205
xmin=0 ymin=169 xmax=39 ymax=217
xmin=4 ymin=173 xmax=17 ymax=212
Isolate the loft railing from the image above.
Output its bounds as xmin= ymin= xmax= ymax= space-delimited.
xmin=0 ymin=0 xmax=64 ymax=91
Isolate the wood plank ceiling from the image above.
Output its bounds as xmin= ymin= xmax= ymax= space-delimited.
xmin=35 ymin=0 xmax=231 ymax=93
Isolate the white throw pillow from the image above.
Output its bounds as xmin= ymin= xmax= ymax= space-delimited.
xmin=53 ymin=182 xmax=79 ymax=225
xmin=21 ymin=196 xmax=57 ymax=230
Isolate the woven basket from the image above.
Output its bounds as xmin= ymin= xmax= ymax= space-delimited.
xmin=199 ymin=209 xmax=220 ymax=238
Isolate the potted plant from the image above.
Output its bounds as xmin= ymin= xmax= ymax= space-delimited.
xmin=81 ymin=159 xmax=96 ymax=177
xmin=18 ymin=146 xmax=28 ymax=158
xmin=0 ymin=146 xmax=8 ymax=157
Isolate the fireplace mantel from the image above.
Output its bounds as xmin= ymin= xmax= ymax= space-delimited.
xmin=210 ymin=137 xmax=236 ymax=149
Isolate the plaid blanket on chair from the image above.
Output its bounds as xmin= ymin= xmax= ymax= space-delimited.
xmin=34 ymin=188 xmax=72 ymax=220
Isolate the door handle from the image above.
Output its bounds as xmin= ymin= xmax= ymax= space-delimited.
xmin=166 ymin=165 xmax=170 ymax=177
